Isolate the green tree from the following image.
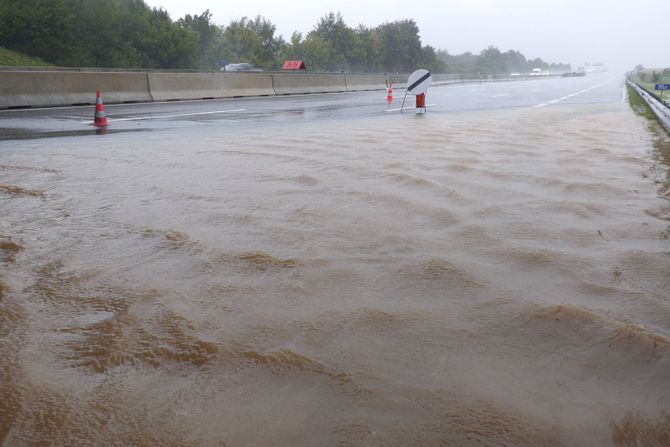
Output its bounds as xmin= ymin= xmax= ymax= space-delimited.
xmin=310 ymin=12 xmax=365 ymax=71
xmin=301 ymin=34 xmax=341 ymax=71
xmin=278 ymin=31 xmax=304 ymax=63
xmin=437 ymin=50 xmax=477 ymax=75
xmin=355 ymin=25 xmax=383 ymax=72
xmin=179 ymin=10 xmax=225 ymax=69
xmin=377 ymin=19 xmax=421 ymax=72
xmin=221 ymin=16 xmax=282 ymax=70
xmin=280 ymin=29 xmax=344 ymax=72
xmin=0 ymin=1 xmax=571 ymax=73
xmin=0 ymin=0 xmax=197 ymax=68
xmin=476 ymin=46 xmax=505 ymax=75
xmin=246 ymin=16 xmax=284 ymax=70
xmin=0 ymin=0 xmax=80 ymax=65
xmin=139 ymin=7 xmax=197 ymax=68
xmin=502 ymin=49 xmax=527 ymax=73
xmin=420 ymin=45 xmax=446 ymax=73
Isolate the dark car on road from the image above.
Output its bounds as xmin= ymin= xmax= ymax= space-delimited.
xmin=221 ymin=63 xmax=262 ymax=72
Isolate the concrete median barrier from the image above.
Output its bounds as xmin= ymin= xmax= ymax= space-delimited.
xmin=0 ymin=71 xmax=152 ymax=109
xmin=272 ymin=73 xmax=347 ymax=95
xmin=431 ymin=74 xmax=464 ymax=86
xmin=0 ymin=69 xmax=413 ymax=109
xmin=345 ymin=74 xmax=388 ymax=92
xmin=147 ymin=72 xmax=275 ymax=101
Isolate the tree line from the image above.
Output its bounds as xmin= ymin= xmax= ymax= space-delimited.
xmin=0 ymin=0 xmax=571 ymax=74
xmin=0 ymin=0 xmax=197 ymax=68
xmin=438 ymin=47 xmax=570 ymax=76
xmin=633 ymin=65 xmax=670 ymax=83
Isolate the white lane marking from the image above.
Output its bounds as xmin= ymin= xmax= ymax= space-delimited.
xmin=385 ymin=103 xmax=436 ymax=112
xmin=621 ymin=84 xmax=627 ymax=102
xmin=532 ymin=77 xmax=617 ymax=108
xmin=79 ymin=108 xmax=246 ymax=123
xmin=491 ymin=93 xmax=510 ymax=98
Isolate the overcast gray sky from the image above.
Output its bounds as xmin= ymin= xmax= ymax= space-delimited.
xmin=145 ymin=0 xmax=668 ymax=71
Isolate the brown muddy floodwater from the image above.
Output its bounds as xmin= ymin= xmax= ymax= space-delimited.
xmin=1 ymin=103 xmax=670 ymax=446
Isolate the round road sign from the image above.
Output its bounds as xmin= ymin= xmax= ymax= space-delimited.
xmin=407 ymin=69 xmax=432 ymax=95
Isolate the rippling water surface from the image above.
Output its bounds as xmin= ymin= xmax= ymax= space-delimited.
xmin=1 ymin=102 xmax=669 ymax=446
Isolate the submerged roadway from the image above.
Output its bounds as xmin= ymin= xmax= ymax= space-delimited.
xmin=2 ymin=70 xmax=669 ymax=447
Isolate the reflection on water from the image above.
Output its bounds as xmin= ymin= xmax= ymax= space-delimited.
xmin=1 ymin=102 xmax=669 ymax=446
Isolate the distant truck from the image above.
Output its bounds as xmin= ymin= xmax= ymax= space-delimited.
xmin=530 ymin=68 xmax=542 ymax=77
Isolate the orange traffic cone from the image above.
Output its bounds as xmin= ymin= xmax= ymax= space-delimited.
xmin=94 ymin=90 xmax=108 ymax=127
xmin=386 ymin=82 xmax=393 ymax=103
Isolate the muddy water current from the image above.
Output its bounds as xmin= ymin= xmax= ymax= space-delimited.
xmin=1 ymin=102 xmax=669 ymax=446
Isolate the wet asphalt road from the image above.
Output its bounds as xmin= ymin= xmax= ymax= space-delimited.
xmin=0 ymin=73 xmax=624 ymax=141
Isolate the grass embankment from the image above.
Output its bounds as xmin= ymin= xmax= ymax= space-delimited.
xmin=628 ymin=82 xmax=670 ymax=197
xmin=0 ymin=46 xmax=53 ymax=67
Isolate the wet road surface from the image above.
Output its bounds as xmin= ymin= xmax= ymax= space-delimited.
xmin=0 ymin=73 xmax=623 ymax=140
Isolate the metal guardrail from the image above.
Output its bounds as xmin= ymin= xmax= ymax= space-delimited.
xmin=627 ymin=79 xmax=670 ymax=134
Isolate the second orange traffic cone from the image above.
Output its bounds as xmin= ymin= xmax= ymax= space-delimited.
xmin=94 ymin=90 xmax=108 ymax=127
xmin=386 ymin=82 xmax=393 ymax=103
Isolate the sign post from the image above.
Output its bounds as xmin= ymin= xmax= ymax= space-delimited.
xmin=282 ymin=60 xmax=306 ymax=71
xmin=401 ymin=69 xmax=432 ymax=113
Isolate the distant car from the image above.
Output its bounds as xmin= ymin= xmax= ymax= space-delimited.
xmin=510 ymin=72 xmax=522 ymax=78
xmin=221 ymin=63 xmax=262 ymax=72
xmin=530 ymin=68 xmax=542 ymax=77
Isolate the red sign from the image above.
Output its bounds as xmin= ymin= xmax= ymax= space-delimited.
xmin=282 ymin=60 xmax=306 ymax=70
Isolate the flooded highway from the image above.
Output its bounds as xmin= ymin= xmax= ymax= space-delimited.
xmin=1 ymin=74 xmax=669 ymax=446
